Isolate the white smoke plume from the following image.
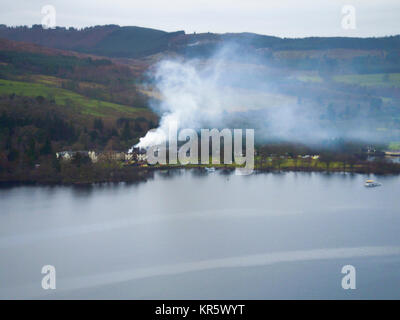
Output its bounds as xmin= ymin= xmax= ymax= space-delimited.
xmin=133 ymin=42 xmax=388 ymax=151
xmin=134 ymin=57 xmax=230 ymax=149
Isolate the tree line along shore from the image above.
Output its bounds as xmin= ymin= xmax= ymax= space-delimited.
xmin=1 ymin=152 xmax=400 ymax=185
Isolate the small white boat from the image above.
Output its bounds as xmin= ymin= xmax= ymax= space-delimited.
xmin=205 ymin=167 xmax=216 ymax=173
xmin=364 ymin=179 xmax=381 ymax=187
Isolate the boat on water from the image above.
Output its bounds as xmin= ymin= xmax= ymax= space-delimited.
xmin=365 ymin=179 xmax=382 ymax=187
xmin=205 ymin=167 xmax=216 ymax=173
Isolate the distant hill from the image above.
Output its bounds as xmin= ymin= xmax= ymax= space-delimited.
xmin=1 ymin=24 xmax=400 ymax=58
xmin=0 ymin=25 xmax=185 ymax=58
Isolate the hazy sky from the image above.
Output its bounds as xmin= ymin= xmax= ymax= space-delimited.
xmin=0 ymin=0 xmax=399 ymax=37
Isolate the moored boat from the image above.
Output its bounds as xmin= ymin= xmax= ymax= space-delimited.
xmin=365 ymin=179 xmax=381 ymax=187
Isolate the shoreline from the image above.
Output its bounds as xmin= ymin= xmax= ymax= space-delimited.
xmin=1 ymin=162 xmax=399 ymax=186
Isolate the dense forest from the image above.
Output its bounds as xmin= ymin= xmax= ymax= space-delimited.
xmin=0 ymin=93 xmax=157 ymax=183
xmin=1 ymin=24 xmax=400 ymax=58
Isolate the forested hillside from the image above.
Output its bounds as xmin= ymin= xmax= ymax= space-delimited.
xmin=0 ymin=25 xmax=185 ymax=58
xmin=0 ymin=37 xmax=158 ymax=182
xmin=1 ymin=24 xmax=400 ymax=58
xmin=1 ymin=24 xmax=400 ymax=182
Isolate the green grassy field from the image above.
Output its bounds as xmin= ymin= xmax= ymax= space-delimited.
xmin=333 ymin=73 xmax=400 ymax=87
xmin=0 ymin=79 xmax=147 ymax=118
xmin=388 ymin=142 xmax=400 ymax=150
xmin=296 ymin=73 xmax=400 ymax=88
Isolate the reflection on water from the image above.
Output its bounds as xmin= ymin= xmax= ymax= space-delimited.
xmin=0 ymin=170 xmax=400 ymax=299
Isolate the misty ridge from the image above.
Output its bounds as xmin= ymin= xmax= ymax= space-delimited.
xmin=137 ymin=40 xmax=400 ymax=150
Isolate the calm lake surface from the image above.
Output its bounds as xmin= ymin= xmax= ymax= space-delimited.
xmin=1 ymin=170 xmax=400 ymax=299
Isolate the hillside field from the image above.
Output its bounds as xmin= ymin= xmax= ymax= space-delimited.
xmin=0 ymin=78 xmax=148 ymax=118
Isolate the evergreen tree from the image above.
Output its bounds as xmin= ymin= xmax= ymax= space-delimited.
xmin=121 ymin=121 xmax=131 ymax=140
xmin=40 ymin=137 xmax=52 ymax=155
